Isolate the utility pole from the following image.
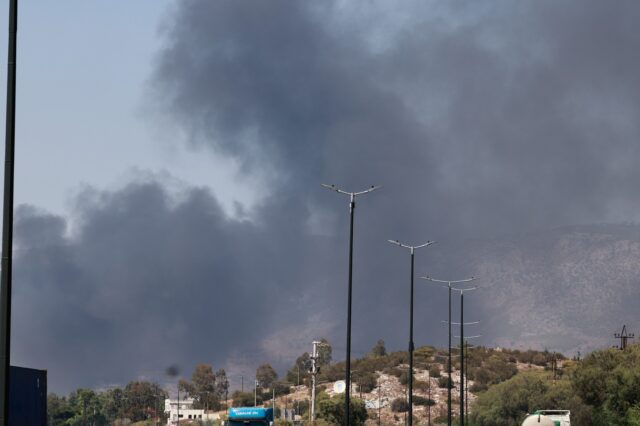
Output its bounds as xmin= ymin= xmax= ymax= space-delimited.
xmin=241 ymin=375 xmax=244 ymax=393
xmin=428 ymin=367 xmax=432 ymax=426
xmin=454 ymin=286 xmax=477 ymax=426
xmin=254 ymin=380 xmax=259 ymax=407
xmin=322 ymin=183 xmax=380 ymax=426
xmin=465 ymin=342 xmax=469 ymax=419
xmin=388 ymin=239 xmax=434 ymax=426
xmin=422 ymin=276 xmax=475 ymax=426
xmin=0 ymin=1 xmax=18 ymax=425
xmin=378 ymin=385 xmax=381 ymax=426
xmin=310 ymin=340 xmax=322 ymax=422
xmin=614 ymin=325 xmax=634 ymax=350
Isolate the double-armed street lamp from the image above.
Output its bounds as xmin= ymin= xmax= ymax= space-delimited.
xmin=422 ymin=276 xmax=475 ymax=426
xmin=454 ymin=335 xmax=481 ymax=421
xmin=322 ymin=184 xmax=380 ymax=425
xmin=449 ymin=284 xmax=478 ymax=426
xmin=387 ymin=239 xmax=434 ymax=426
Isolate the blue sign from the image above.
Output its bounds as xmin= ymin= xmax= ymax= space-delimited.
xmin=228 ymin=407 xmax=273 ymax=421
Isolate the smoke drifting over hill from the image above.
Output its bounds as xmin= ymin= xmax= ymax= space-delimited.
xmin=11 ymin=0 xmax=640 ymax=392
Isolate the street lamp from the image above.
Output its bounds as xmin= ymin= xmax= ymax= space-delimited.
xmin=422 ymin=276 xmax=475 ymax=426
xmin=454 ymin=336 xmax=480 ymax=421
xmin=387 ymin=239 xmax=434 ymax=426
xmin=450 ymin=284 xmax=478 ymax=426
xmin=322 ymin=183 xmax=380 ymax=426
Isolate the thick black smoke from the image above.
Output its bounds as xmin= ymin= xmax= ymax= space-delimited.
xmin=11 ymin=0 xmax=640 ymax=392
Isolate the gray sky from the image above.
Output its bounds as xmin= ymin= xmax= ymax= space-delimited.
xmin=3 ymin=0 xmax=640 ymax=393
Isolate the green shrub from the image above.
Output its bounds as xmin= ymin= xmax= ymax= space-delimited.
xmin=391 ymin=398 xmax=408 ymax=412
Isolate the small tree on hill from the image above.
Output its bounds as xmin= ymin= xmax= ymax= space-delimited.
xmin=429 ymin=364 xmax=441 ymax=378
xmin=317 ymin=392 xmax=367 ymax=425
xmin=370 ymin=339 xmax=387 ymax=357
xmin=286 ymin=352 xmax=311 ymax=386
xmin=256 ymin=363 xmax=278 ymax=389
xmin=391 ymin=398 xmax=409 ymax=412
xmin=318 ymin=338 xmax=332 ymax=366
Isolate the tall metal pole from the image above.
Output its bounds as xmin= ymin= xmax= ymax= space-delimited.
xmin=409 ymin=249 xmax=415 ymax=426
xmin=422 ymin=277 xmax=475 ymax=426
xmin=460 ymin=292 xmax=464 ymax=426
xmin=346 ymin=193 xmax=355 ymax=426
xmin=452 ymin=289 xmax=479 ymax=426
xmin=454 ymin=289 xmax=478 ymax=426
xmin=465 ymin=341 xmax=469 ymax=420
xmin=310 ymin=341 xmax=319 ymax=421
xmin=428 ymin=368 xmax=432 ymax=426
xmin=388 ymin=240 xmax=434 ymax=426
xmin=448 ymin=284 xmax=452 ymax=426
xmin=0 ymin=1 xmax=18 ymax=424
xmin=322 ymin=184 xmax=380 ymax=426
xmin=378 ymin=385 xmax=381 ymax=426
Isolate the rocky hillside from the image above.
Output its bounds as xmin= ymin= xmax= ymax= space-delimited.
xmin=455 ymin=224 xmax=640 ymax=354
xmin=258 ymin=346 xmax=560 ymax=425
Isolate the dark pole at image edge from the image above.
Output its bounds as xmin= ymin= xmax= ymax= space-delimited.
xmin=0 ymin=0 xmax=18 ymax=425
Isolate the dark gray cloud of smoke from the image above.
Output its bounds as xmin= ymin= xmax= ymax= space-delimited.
xmin=11 ymin=0 xmax=640 ymax=392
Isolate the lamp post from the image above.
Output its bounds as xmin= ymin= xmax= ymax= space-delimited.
xmin=422 ymin=277 xmax=475 ymax=426
xmin=388 ymin=239 xmax=434 ymax=426
xmin=322 ymin=183 xmax=380 ymax=425
xmin=427 ymin=366 xmax=432 ymax=426
xmin=450 ymin=284 xmax=478 ymax=426
xmin=456 ymin=338 xmax=479 ymax=420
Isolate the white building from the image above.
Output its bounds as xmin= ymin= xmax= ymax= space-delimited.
xmin=164 ymin=398 xmax=220 ymax=425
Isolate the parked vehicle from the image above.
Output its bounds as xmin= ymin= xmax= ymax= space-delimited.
xmin=226 ymin=407 xmax=274 ymax=426
xmin=522 ymin=410 xmax=570 ymax=426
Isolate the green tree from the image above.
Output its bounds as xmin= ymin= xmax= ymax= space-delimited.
xmin=123 ymin=381 xmax=166 ymax=421
xmin=231 ymin=391 xmax=259 ymax=407
xmin=256 ymin=363 xmax=278 ymax=389
xmin=47 ymin=393 xmax=75 ymax=426
xmin=369 ymin=339 xmax=387 ymax=357
xmin=572 ymin=346 xmax=640 ymax=424
xmin=429 ymin=364 xmax=441 ymax=378
xmin=191 ymin=364 xmax=219 ymax=410
xmin=356 ymin=371 xmax=378 ymax=393
xmin=65 ymin=388 xmax=108 ymax=426
xmin=316 ymin=392 xmax=367 ymax=425
xmin=470 ymin=371 xmax=591 ymax=426
xmin=215 ymin=368 xmax=230 ymax=403
xmin=391 ymin=397 xmax=408 ymax=412
xmin=286 ymin=352 xmax=311 ymax=386
xmin=318 ymin=338 xmax=332 ymax=366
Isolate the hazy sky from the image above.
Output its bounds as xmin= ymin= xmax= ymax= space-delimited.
xmin=3 ymin=0 xmax=640 ymax=393
xmin=0 ymin=0 xmax=260 ymax=217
